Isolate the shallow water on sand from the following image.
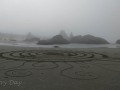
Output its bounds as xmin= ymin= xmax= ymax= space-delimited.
xmin=0 ymin=42 xmax=120 ymax=48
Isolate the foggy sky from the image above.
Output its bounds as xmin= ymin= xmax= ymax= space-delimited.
xmin=0 ymin=0 xmax=120 ymax=43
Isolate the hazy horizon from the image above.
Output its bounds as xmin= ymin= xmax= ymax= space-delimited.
xmin=0 ymin=0 xmax=120 ymax=43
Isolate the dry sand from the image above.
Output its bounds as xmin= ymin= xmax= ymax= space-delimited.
xmin=0 ymin=45 xmax=120 ymax=90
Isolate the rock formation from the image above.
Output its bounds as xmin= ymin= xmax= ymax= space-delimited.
xmin=116 ymin=39 xmax=120 ymax=44
xmin=38 ymin=34 xmax=109 ymax=45
xmin=50 ymin=35 xmax=70 ymax=44
xmin=37 ymin=35 xmax=70 ymax=45
xmin=37 ymin=40 xmax=53 ymax=45
xmin=71 ymin=35 xmax=82 ymax=43
xmin=59 ymin=30 xmax=69 ymax=40
xmin=70 ymin=32 xmax=74 ymax=40
xmin=71 ymin=34 xmax=109 ymax=44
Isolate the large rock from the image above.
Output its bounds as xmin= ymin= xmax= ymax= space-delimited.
xmin=37 ymin=40 xmax=53 ymax=45
xmin=50 ymin=35 xmax=70 ymax=44
xmin=37 ymin=35 xmax=70 ymax=45
xmin=26 ymin=37 xmax=40 ymax=42
xmin=71 ymin=35 xmax=82 ymax=43
xmin=71 ymin=34 xmax=109 ymax=44
xmin=116 ymin=39 xmax=120 ymax=44
xmin=70 ymin=32 xmax=74 ymax=40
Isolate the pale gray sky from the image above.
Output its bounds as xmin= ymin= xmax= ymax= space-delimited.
xmin=0 ymin=0 xmax=120 ymax=43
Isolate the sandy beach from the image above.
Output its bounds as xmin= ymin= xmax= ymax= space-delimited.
xmin=0 ymin=45 xmax=120 ymax=90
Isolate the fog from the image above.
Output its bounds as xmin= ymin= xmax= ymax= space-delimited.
xmin=0 ymin=0 xmax=120 ymax=43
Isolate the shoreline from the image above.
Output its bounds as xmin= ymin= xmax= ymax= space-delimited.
xmin=0 ymin=42 xmax=120 ymax=48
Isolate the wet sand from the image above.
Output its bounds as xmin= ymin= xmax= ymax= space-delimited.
xmin=0 ymin=45 xmax=120 ymax=90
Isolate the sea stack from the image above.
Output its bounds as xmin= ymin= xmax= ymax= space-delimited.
xmin=71 ymin=34 xmax=109 ymax=44
xmin=116 ymin=39 xmax=120 ymax=44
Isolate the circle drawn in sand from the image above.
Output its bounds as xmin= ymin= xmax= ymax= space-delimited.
xmin=0 ymin=50 xmax=109 ymax=62
xmin=62 ymin=71 xmax=98 ymax=80
xmin=60 ymin=62 xmax=98 ymax=80
xmin=32 ymin=62 xmax=59 ymax=69
xmin=5 ymin=69 xmax=32 ymax=77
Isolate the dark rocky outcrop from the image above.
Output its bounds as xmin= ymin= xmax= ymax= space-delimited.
xmin=70 ymin=32 xmax=74 ymax=40
xmin=70 ymin=35 xmax=82 ymax=43
xmin=50 ymin=35 xmax=70 ymax=44
xmin=38 ymin=34 xmax=109 ymax=45
xmin=37 ymin=35 xmax=70 ymax=45
xmin=116 ymin=39 xmax=120 ymax=44
xmin=37 ymin=40 xmax=53 ymax=45
xmin=71 ymin=34 xmax=109 ymax=44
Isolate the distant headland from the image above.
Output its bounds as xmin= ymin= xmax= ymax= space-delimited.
xmin=0 ymin=30 xmax=120 ymax=45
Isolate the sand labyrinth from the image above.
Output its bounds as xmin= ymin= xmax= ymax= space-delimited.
xmin=0 ymin=49 xmax=118 ymax=81
xmin=0 ymin=50 xmax=109 ymax=62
